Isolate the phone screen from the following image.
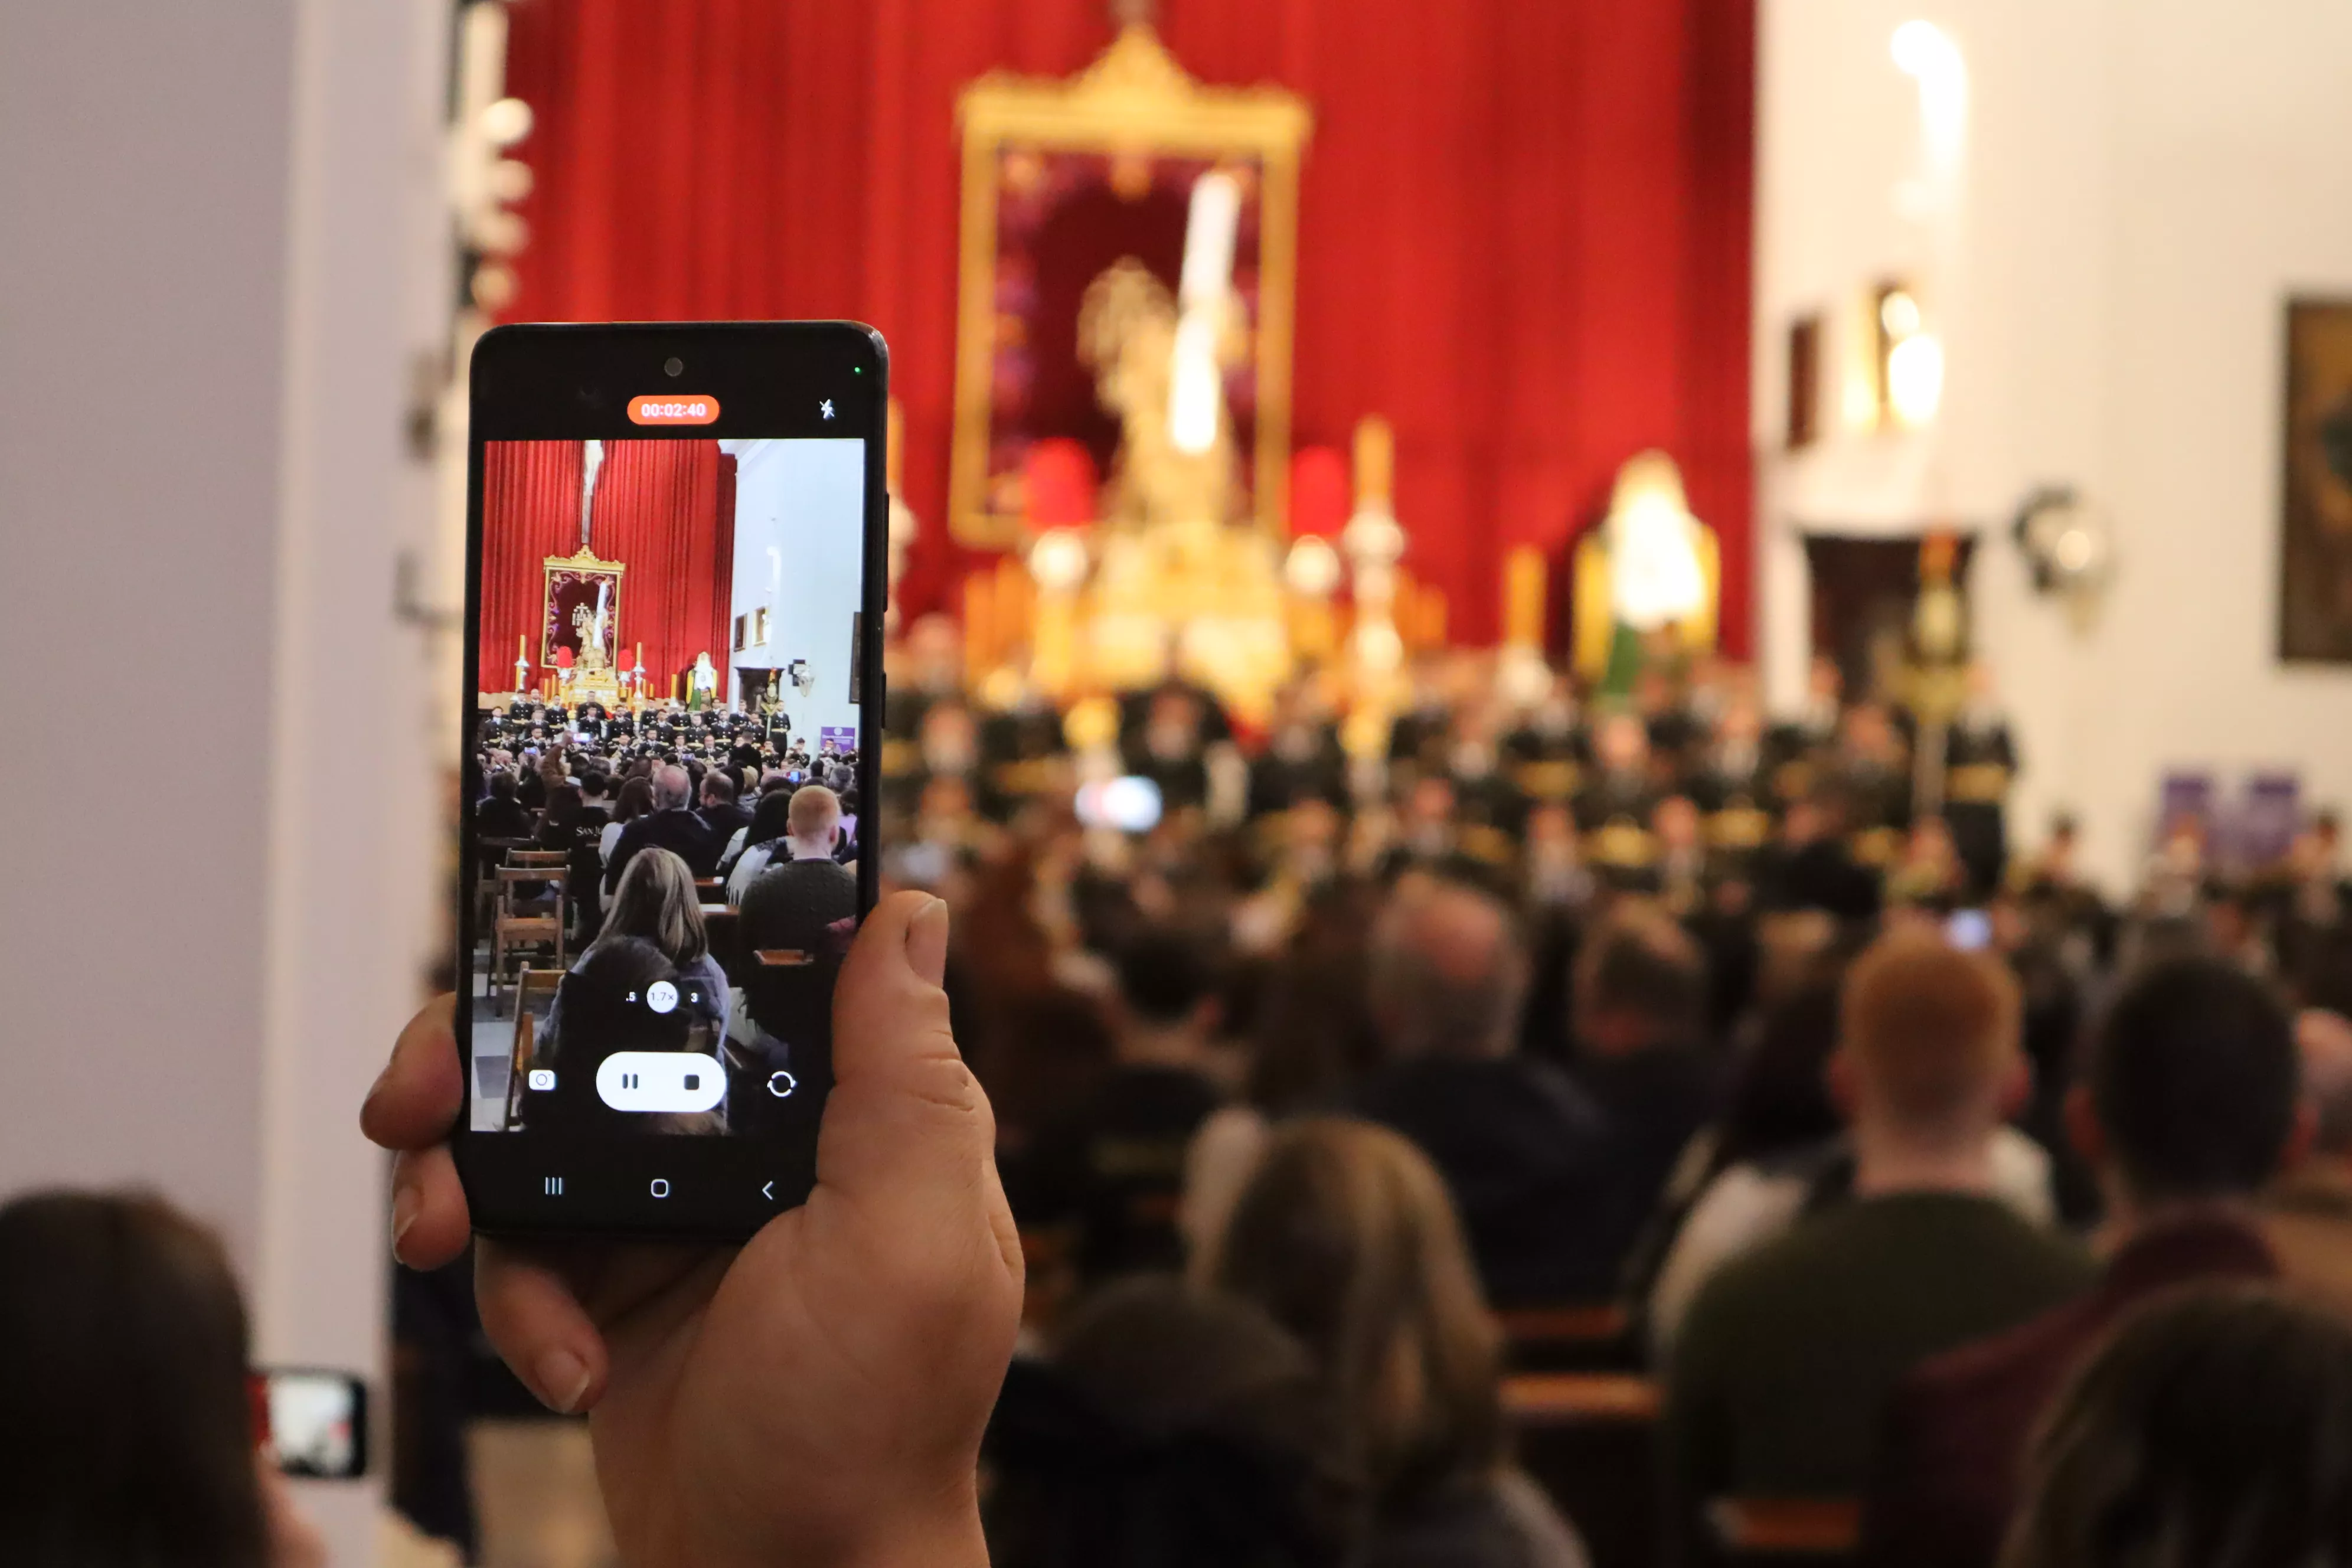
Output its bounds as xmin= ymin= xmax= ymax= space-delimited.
xmin=1074 ymin=776 xmax=1164 ymax=834
xmin=1946 ymin=907 xmax=1994 ymax=951
xmin=457 ymin=324 xmax=885 ymax=1239
xmin=263 ymin=1370 xmax=367 ymax=1479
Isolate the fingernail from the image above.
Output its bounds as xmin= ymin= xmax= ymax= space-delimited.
xmin=907 ymin=896 xmax=949 ymax=988
xmin=537 ymin=1348 xmax=591 ymax=1415
xmin=390 ymin=1184 xmax=421 ymax=1256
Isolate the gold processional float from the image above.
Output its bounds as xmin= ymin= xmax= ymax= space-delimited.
xmin=511 ymin=26 xmax=1724 ymax=739
xmin=940 ymin=24 xmax=1720 ymax=750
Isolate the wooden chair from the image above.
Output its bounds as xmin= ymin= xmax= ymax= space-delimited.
xmin=474 ymin=837 xmax=529 ymax=929
xmin=700 ymin=906 xmax=743 ymax=979
xmin=490 ymin=866 xmax=567 ymax=1010
xmin=1706 ymin=1499 xmax=1861 ymax=1566
xmin=502 ymin=968 xmax=564 ymax=1129
xmin=1500 ymin=1301 xmax=1638 ymax=1372
xmin=1505 ymin=1373 xmax=1664 ymax=1568
xmin=508 ymin=849 xmax=570 ymax=868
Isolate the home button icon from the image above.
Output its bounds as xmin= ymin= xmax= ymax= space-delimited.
xmin=649 ymin=1178 xmax=671 ymax=1199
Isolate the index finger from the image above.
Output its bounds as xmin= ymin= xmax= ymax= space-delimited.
xmin=361 ymin=994 xmax=464 ymax=1152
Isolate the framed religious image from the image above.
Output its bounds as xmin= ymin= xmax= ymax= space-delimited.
xmin=949 ymin=26 xmax=1312 ymax=549
xmin=754 ymin=606 xmax=769 ymax=645
xmin=732 ymin=612 xmax=747 ymax=653
xmin=2281 ymin=298 xmax=2352 ymax=662
xmin=541 ymin=547 xmax=626 ymax=675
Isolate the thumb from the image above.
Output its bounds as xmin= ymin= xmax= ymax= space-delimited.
xmin=817 ymin=892 xmax=998 ymax=1213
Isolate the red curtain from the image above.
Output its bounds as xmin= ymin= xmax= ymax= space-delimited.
xmin=479 ymin=439 xmax=584 ymax=692
xmin=501 ymin=0 xmax=1753 ymax=652
xmin=587 ymin=439 xmax=733 ymax=701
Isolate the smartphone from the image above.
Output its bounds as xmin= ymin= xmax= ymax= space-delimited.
xmin=456 ymin=322 xmax=887 ymax=1240
xmin=260 ymin=1368 xmax=368 ymax=1479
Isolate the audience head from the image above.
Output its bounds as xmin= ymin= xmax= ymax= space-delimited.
xmin=2299 ymin=1008 xmax=2352 ymax=1167
xmin=2002 ymin=1286 xmax=2352 ymax=1568
xmin=2072 ymin=957 xmax=2303 ymax=1210
xmin=579 ymin=769 xmax=611 ymax=804
xmin=486 ymin=768 xmax=518 ymax=802
xmin=0 ymin=1191 xmax=272 ymax=1566
xmin=985 ymin=1277 xmax=1355 ymax=1568
xmin=1833 ymin=930 xmax=2024 ymax=1152
xmin=602 ymin=847 xmax=708 ymax=966
xmin=1714 ymin=975 xmax=1847 ymax=1170
xmin=651 ymin=763 xmax=693 ymax=811
xmin=613 ymin=775 xmax=654 ymax=825
xmin=543 ymin=780 xmax=583 ymax=831
xmin=1209 ymin=1117 xmax=1502 ymax=1507
xmin=787 ymin=783 xmax=842 ymax=852
xmin=743 ymin=788 xmax=796 ymax=851
xmin=1366 ymin=876 xmax=1525 ymax=1062
xmin=1573 ymin=906 xmax=1709 ymax=1057
xmin=1115 ymin=928 xmax=1218 ymax=1038
xmin=701 ymin=770 xmax=737 ymax=811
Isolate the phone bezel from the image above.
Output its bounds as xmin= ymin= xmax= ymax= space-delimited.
xmin=455 ymin=321 xmax=888 ymax=1242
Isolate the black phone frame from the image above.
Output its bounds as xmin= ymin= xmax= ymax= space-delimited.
xmin=455 ymin=321 xmax=888 ymax=1242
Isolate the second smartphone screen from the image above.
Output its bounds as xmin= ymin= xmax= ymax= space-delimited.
xmin=471 ymin=435 xmax=865 ymax=1143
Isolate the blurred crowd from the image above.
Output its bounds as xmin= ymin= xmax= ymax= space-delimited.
xmin=864 ymin=624 xmax=2352 ymax=1568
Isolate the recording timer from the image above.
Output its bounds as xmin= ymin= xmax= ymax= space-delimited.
xmin=628 ymin=394 xmax=721 ymax=426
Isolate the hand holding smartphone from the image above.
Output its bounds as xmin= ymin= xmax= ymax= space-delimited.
xmin=457 ymin=322 xmax=888 ymax=1241
xmin=368 ymin=896 xmax=1021 ymax=1568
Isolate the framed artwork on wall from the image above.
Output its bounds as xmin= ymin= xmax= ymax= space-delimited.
xmin=949 ymin=26 xmax=1311 ymax=549
xmin=2280 ymin=298 xmax=2352 ymax=662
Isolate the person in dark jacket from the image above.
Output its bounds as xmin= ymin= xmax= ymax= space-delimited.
xmin=474 ymin=767 xmax=533 ymax=840
xmin=1352 ymin=876 xmax=1618 ymax=1305
xmin=698 ymin=768 xmax=753 ymax=844
xmin=603 ymin=764 xmax=723 ymax=893
xmin=1568 ymin=910 xmax=1723 ymax=1277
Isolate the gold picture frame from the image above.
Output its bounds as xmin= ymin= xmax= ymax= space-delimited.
xmin=949 ymin=25 xmax=1312 ymax=550
xmin=540 ymin=545 xmax=626 ymax=672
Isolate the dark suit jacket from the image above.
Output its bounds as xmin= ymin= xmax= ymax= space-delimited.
xmin=474 ymin=796 xmax=533 ymax=841
xmin=604 ymin=807 xmax=724 ymax=892
xmin=1859 ymin=1216 xmax=2279 ymax=1568
xmin=700 ymin=800 xmax=754 ymax=843
xmin=1354 ymin=1055 xmax=1616 ymax=1305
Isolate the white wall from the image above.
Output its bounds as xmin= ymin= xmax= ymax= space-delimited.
xmin=1757 ymin=0 xmax=2352 ymax=893
xmin=0 ymin=1 xmax=448 ymax=1560
xmin=726 ymin=438 xmax=868 ymax=747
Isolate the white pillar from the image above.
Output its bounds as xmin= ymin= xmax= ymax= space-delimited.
xmin=0 ymin=1 xmax=450 ymax=1561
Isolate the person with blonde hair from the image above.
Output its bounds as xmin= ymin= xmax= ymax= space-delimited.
xmin=1207 ymin=1117 xmax=1589 ymax=1568
xmin=1664 ymin=931 xmax=2092 ymax=1557
xmin=545 ymin=847 xmax=729 ymax=1043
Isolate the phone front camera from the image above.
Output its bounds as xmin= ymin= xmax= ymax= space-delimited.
xmin=664 ymin=356 xmax=684 ymax=377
